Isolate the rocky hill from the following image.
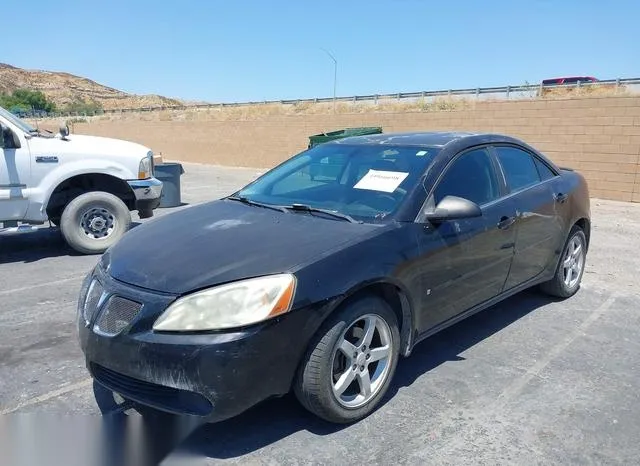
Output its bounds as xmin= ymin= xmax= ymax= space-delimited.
xmin=0 ymin=63 xmax=182 ymax=110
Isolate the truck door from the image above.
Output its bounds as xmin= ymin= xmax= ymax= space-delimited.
xmin=0 ymin=125 xmax=31 ymax=221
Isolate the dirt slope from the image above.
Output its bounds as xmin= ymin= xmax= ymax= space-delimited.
xmin=0 ymin=63 xmax=182 ymax=110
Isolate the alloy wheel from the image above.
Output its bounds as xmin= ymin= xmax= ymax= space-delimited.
xmin=330 ymin=314 xmax=393 ymax=409
xmin=563 ymin=235 xmax=585 ymax=289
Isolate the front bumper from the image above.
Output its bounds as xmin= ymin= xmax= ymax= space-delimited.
xmin=127 ymin=178 xmax=163 ymax=214
xmin=78 ymin=268 xmax=326 ymax=422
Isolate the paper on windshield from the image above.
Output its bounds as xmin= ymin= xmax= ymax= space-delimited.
xmin=353 ymin=169 xmax=409 ymax=193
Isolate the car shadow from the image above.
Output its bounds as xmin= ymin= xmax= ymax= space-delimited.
xmin=175 ymin=289 xmax=555 ymax=461
xmin=0 ymin=222 xmax=143 ymax=264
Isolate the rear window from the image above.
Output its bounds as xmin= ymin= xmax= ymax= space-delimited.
xmin=494 ymin=146 xmax=541 ymax=193
xmin=534 ymin=158 xmax=556 ymax=181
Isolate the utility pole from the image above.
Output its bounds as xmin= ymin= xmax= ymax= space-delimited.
xmin=321 ymin=48 xmax=337 ymax=113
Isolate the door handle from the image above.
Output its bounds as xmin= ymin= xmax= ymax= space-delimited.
xmin=497 ymin=216 xmax=516 ymax=230
xmin=554 ymin=192 xmax=568 ymax=203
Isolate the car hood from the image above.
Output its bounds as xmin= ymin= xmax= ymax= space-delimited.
xmin=104 ymin=199 xmax=383 ymax=294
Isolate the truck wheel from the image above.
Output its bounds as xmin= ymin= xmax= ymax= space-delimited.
xmin=60 ymin=191 xmax=131 ymax=254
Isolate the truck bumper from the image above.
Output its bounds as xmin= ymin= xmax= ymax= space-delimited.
xmin=127 ymin=178 xmax=163 ymax=218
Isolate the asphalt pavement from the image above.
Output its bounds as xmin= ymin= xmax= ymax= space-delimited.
xmin=1 ymin=162 xmax=639 ymax=465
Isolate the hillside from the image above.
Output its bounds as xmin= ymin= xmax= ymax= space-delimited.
xmin=0 ymin=63 xmax=182 ymax=110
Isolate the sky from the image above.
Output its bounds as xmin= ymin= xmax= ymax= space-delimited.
xmin=3 ymin=0 xmax=639 ymax=103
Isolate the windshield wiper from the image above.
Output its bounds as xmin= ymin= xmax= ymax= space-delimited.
xmin=285 ymin=203 xmax=361 ymax=223
xmin=226 ymin=195 xmax=288 ymax=213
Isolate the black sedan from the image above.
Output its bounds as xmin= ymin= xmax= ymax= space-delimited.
xmin=78 ymin=132 xmax=590 ymax=424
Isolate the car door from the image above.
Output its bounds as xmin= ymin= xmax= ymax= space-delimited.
xmin=491 ymin=145 xmax=566 ymax=290
xmin=414 ymin=147 xmax=517 ymax=333
xmin=0 ymin=125 xmax=30 ymax=221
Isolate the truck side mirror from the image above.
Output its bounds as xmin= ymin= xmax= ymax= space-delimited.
xmin=1 ymin=124 xmax=20 ymax=149
xmin=59 ymin=123 xmax=70 ymax=140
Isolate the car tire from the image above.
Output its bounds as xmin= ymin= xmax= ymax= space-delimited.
xmin=60 ymin=191 xmax=131 ymax=255
xmin=294 ymin=295 xmax=400 ymax=424
xmin=540 ymin=226 xmax=587 ymax=298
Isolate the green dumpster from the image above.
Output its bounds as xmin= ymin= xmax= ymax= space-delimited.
xmin=307 ymin=127 xmax=383 ymax=148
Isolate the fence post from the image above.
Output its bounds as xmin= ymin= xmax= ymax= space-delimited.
xmin=475 ymin=88 xmax=480 ymax=99
xmin=616 ymin=78 xmax=621 ymax=93
xmin=374 ymin=94 xmax=378 ymax=105
xmin=506 ymin=85 xmax=511 ymax=99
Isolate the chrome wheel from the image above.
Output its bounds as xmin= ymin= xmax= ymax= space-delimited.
xmin=80 ymin=207 xmax=116 ymax=239
xmin=563 ymin=235 xmax=585 ymax=288
xmin=331 ymin=314 xmax=393 ymax=409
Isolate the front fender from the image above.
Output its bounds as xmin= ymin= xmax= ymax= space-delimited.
xmin=25 ymin=160 xmax=136 ymax=222
xmin=294 ymin=226 xmax=420 ymax=357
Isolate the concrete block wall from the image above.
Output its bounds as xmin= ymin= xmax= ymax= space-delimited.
xmin=76 ymin=96 xmax=640 ymax=202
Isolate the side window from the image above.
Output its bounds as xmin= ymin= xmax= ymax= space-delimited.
xmin=534 ymin=157 xmax=556 ymax=181
xmin=433 ymin=148 xmax=500 ymax=206
xmin=494 ymin=146 xmax=541 ymax=193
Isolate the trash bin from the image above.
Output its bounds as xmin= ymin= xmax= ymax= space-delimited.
xmin=154 ymin=162 xmax=185 ymax=208
xmin=308 ymin=127 xmax=383 ymax=148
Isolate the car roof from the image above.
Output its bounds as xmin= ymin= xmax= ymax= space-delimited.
xmin=331 ymin=131 xmax=484 ymax=148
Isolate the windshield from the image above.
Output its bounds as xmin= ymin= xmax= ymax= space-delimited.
xmin=0 ymin=105 xmax=36 ymax=133
xmin=237 ymin=143 xmax=439 ymax=222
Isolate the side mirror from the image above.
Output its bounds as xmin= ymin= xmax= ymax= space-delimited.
xmin=423 ymin=195 xmax=482 ymax=223
xmin=59 ymin=122 xmax=70 ymax=139
xmin=1 ymin=123 xmax=21 ymax=149
xmin=0 ymin=124 xmax=7 ymax=148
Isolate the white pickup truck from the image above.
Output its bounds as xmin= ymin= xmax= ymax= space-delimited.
xmin=0 ymin=105 xmax=162 ymax=254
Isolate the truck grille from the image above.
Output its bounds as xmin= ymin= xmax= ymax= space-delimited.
xmin=94 ymin=296 xmax=142 ymax=335
xmin=83 ymin=280 xmax=104 ymax=324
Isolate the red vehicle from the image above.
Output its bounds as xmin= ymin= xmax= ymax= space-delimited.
xmin=542 ymin=76 xmax=599 ymax=86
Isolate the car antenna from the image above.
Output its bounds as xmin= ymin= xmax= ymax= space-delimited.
xmin=33 ymin=107 xmax=40 ymax=131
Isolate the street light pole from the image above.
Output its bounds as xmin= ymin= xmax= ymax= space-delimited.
xmin=321 ymin=48 xmax=337 ymax=113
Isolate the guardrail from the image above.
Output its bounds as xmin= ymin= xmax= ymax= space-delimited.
xmin=19 ymin=77 xmax=640 ymax=119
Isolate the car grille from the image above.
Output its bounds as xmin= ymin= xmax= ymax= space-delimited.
xmin=94 ymin=296 xmax=143 ymax=335
xmin=91 ymin=363 xmax=213 ymax=416
xmin=83 ymin=279 xmax=104 ymax=324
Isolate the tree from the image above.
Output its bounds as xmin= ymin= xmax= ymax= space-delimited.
xmin=0 ymin=89 xmax=57 ymax=113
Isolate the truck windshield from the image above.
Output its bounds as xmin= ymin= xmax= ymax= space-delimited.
xmin=237 ymin=143 xmax=438 ymax=222
xmin=0 ymin=106 xmax=37 ymax=134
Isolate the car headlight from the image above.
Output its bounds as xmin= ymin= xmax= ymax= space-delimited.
xmin=153 ymin=274 xmax=297 ymax=332
xmin=77 ymin=272 xmax=93 ymax=324
xmin=138 ymin=152 xmax=153 ymax=179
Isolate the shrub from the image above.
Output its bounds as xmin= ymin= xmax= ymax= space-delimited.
xmin=61 ymin=99 xmax=104 ymax=115
xmin=0 ymin=89 xmax=56 ymax=113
